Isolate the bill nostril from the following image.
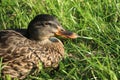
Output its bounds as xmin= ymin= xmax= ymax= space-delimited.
xmin=61 ymin=29 xmax=64 ymax=32
xmin=62 ymin=31 xmax=73 ymax=35
xmin=60 ymin=28 xmax=65 ymax=32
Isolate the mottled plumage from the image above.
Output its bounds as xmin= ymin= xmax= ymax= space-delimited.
xmin=0 ymin=14 xmax=78 ymax=79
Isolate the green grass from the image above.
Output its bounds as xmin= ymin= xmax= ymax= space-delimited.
xmin=0 ymin=0 xmax=120 ymax=80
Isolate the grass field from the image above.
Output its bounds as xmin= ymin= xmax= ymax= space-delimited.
xmin=0 ymin=0 xmax=120 ymax=80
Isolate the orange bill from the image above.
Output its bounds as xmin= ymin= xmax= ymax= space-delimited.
xmin=55 ymin=29 xmax=78 ymax=39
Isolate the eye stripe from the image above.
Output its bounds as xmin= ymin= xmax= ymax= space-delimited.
xmin=34 ymin=21 xmax=60 ymax=29
xmin=44 ymin=22 xmax=58 ymax=29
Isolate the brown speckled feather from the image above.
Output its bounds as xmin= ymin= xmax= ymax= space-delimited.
xmin=0 ymin=14 xmax=78 ymax=79
xmin=0 ymin=30 xmax=64 ymax=79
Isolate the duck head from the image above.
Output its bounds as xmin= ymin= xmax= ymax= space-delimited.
xmin=27 ymin=14 xmax=78 ymax=41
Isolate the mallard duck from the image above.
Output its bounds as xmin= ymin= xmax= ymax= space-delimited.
xmin=0 ymin=14 xmax=78 ymax=79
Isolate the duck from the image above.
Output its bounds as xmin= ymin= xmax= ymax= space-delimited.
xmin=0 ymin=14 xmax=78 ymax=79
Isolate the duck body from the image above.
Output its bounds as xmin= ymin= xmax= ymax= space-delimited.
xmin=0 ymin=30 xmax=64 ymax=79
xmin=0 ymin=14 xmax=78 ymax=79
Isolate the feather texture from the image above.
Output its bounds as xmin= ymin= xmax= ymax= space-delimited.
xmin=0 ymin=30 xmax=64 ymax=79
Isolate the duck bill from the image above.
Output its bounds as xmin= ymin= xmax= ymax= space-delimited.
xmin=55 ymin=29 xmax=78 ymax=39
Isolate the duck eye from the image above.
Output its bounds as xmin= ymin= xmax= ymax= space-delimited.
xmin=45 ymin=22 xmax=52 ymax=25
xmin=45 ymin=22 xmax=58 ymax=29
